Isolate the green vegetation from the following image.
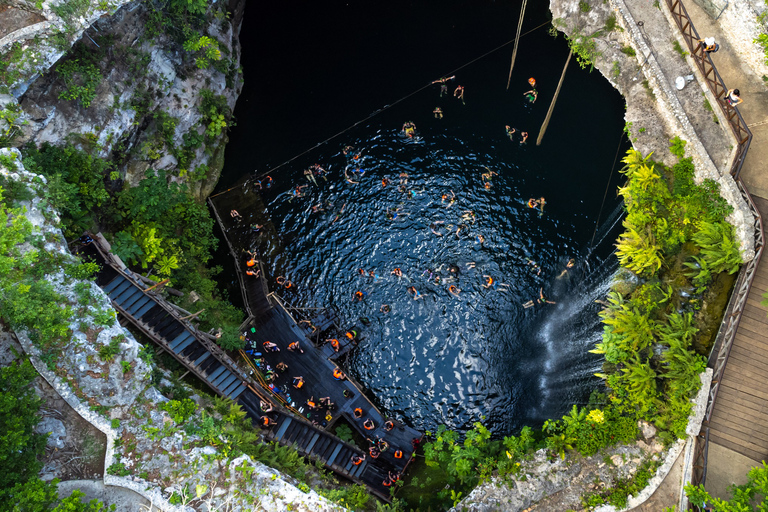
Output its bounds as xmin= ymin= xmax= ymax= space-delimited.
xmin=0 ymin=359 xmax=114 ymax=511
xmin=620 ymin=45 xmax=637 ymax=57
xmin=183 ymin=35 xmax=222 ymax=69
xmin=566 ymin=32 xmax=601 ymax=70
xmin=20 ymin=142 xmax=243 ymax=344
xmin=55 ymin=38 xmax=109 ymax=108
xmin=669 ymin=462 xmax=768 ymax=511
xmin=583 ymin=459 xmax=661 ymax=509
xmin=672 ymin=39 xmax=689 ymax=59
xmin=159 ymin=398 xmax=198 ymax=424
xmin=579 ymin=1 xmax=591 ymax=13
xmin=604 ymin=14 xmax=619 ymax=32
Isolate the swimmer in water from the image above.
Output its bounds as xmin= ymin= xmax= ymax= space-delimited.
xmin=557 ymin=259 xmax=576 ymax=279
xmin=354 ymin=291 xmax=367 ymax=301
xmin=527 ymin=259 xmax=542 ymax=275
xmin=407 ymin=286 xmax=422 ymax=300
xmin=332 ymin=202 xmax=347 ymax=224
xmin=380 ymin=304 xmax=391 ymax=313
xmin=344 ymin=168 xmax=359 ymax=184
xmin=477 ymin=234 xmax=485 ymax=245
xmin=430 ymin=220 xmax=445 ymax=236
xmin=520 ymin=132 xmax=529 ymax=145
xmin=443 ymin=190 xmax=456 ymax=208
xmin=392 ymin=268 xmax=403 ymax=278
xmin=527 ymin=198 xmax=540 ymax=209
xmin=343 ymin=145 xmax=354 ymax=156
xmin=455 ymin=224 xmax=468 ymax=237
xmin=402 ymin=121 xmax=416 ymax=138
xmin=462 ymin=210 xmax=476 ymax=224
xmin=433 ymin=107 xmax=443 ymax=119
xmin=399 ymin=172 xmax=409 ymax=184
xmin=523 ymin=89 xmax=538 ymax=103
xmin=466 ymin=261 xmax=476 ymax=269
xmin=483 ymin=275 xmax=496 ymax=289
xmin=505 ymin=125 xmax=516 ymax=141
xmin=523 ymin=287 xmax=556 ymax=308
xmin=382 ymin=177 xmax=390 ymax=188
xmin=448 ymin=285 xmax=460 ymax=297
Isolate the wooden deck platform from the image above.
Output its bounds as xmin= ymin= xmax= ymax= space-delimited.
xmin=243 ymin=301 xmax=422 ymax=494
xmin=708 ymin=195 xmax=768 ymax=462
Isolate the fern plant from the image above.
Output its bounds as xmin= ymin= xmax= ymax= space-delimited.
xmin=615 ymin=220 xmax=663 ymax=276
xmin=692 ymin=221 xmax=741 ymax=274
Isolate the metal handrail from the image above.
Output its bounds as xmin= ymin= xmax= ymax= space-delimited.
xmin=665 ymin=0 xmax=752 ymax=178
xmin=662 ymin=0 xmax=764 ymax=505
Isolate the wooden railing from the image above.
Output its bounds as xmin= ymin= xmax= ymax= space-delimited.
xmin=662 ymin=0 xmax=764 ymax=504
xmin=665 ymin=0 xmax=751 ymax=177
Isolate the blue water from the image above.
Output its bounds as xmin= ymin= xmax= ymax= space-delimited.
xmin=217 ymin=0 xmax=628 ymax=435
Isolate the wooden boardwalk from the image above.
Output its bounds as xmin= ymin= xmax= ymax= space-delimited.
xmin=708 ymin=195 xmax=768 ymax=462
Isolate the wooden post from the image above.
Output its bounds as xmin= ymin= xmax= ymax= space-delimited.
xmin=536 ymin=49 xmax=572 ymax=146
xmin=506 ymin=0 xmax=529 ymax=89
xmin=180 ymin=309 xmax=205 ymax=321
xmin=143 ymin=278 xmax=169 ymax=292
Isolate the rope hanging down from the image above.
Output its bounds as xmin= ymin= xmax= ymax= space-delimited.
xmin=506 ymin=0 xmax=529 ymax=90
xmin=210 ymin=20 xmax=552 ymax=199
xmin=536 ymin=49 xmax=572 ymax=146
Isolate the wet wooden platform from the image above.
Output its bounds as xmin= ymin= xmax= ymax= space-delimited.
xmin=708 ymin=195 xmax=768 ymax=462
xmin=244 ymin=301 xmax=422 ymax=494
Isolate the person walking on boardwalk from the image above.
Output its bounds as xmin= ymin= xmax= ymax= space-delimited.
xmin=432 ymin=75 xmax=455 ymax=97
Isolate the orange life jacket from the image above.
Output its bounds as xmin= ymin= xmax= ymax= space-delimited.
xmin=246 ymin=258 xmax=256 ymax=267
xmin=394 ymin=450 xmax=403 ymax=459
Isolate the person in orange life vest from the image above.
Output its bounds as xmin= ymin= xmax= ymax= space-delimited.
xmin=260 ymin=415 xmax=275 ymax=427
xmin=292 ymin=376 xmax=304 ymax=389
xmin=351 ymin=454 xmax=365 ymax=465
xmin=245 ymin=250 xmax=257 ymax=268
xmin=384 ymin=420 xmax=394 ymax=431
xmin=327 ymin=338 xmax=340 ymax=352
xmin=306 ymin=396 xmax=319 ymax=409
xmin=354 ymin=408 xmax=363 ymax=419
xmin=287 ymin=341 xmax=303 ymax=354
xmin=333 ymin=368 xmax=346 ymax=380
xmin=364 ymin=419 xmax=375 ymax=430
xmin=394 ymin=450 xmax=403 ymax=459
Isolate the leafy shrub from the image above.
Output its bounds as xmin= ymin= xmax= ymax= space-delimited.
xmin=620 ymin=45 xmax=636 ymax=57
xmin=159 ymin=398 xmax=197 ymax=424
xmin=98 ymin=336 xmax=122 ymax=362
xmin=106 ymin=462 xmax=130 ymax=476
xmin=334 ymin=424 xmax=355 ymax=444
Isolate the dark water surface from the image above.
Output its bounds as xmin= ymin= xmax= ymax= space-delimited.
xmin=218 ymin=1 xmax=629 ymax=434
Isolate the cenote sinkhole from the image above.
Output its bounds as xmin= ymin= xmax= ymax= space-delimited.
xmin=216 ymin=0 xmax=631 ymax=436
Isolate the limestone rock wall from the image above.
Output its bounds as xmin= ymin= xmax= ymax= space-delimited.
xmin=2 ymin=0 xmax=244 ymax=201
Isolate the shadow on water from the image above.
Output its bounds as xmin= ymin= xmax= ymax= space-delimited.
xmin=215 ymin=0 xmax=630 ymax=436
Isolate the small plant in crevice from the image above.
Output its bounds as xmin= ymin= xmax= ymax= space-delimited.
xmin=672 ymin=39 xmax=689 ymax=59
